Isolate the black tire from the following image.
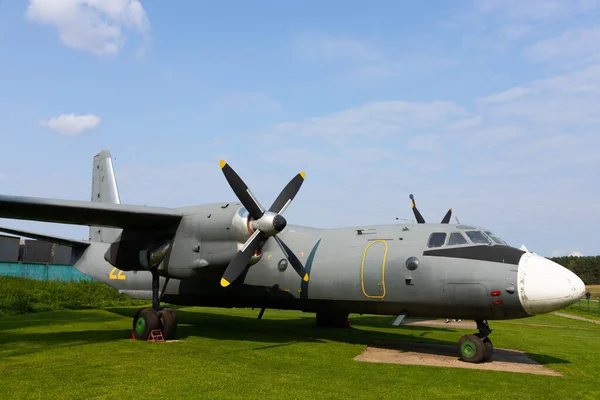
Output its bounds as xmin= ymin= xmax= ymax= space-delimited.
xmin=159 ymin=308 xmax=177 ymax=340
xmin=133 ymin=308 xmax=161 ymax=340
xmin=483 ymin=337 xmax=494 ymax=362
xmin=457 ymin=334 xmax=486 ymax=363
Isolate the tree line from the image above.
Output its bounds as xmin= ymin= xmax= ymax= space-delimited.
xmin=550 ymin=256 xmax=600 ymax=285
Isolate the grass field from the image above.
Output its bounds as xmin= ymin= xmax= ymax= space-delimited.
xmin=1 ymin=306 xmax=600 ymax=400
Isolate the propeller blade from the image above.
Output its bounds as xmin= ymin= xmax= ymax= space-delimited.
xmin=273 ymin=235 xmax=309 ymax=282
xmin=268 ymin=172 xmax=306 ymax=214
xmin=220 ymin=160 xmax=265 ymax=220
xmin=221 ymin=230 xmax=265 ymax=287
xmin=409 ymin=194 xmax=425 ymax=224
xmin=441 ymin=208 xmax=452 ymax=224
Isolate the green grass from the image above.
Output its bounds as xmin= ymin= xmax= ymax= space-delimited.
xmin=1 ymin=306 xmax=600 ymax=399
xmin=0 ymin=276 xmax=147 ymax=316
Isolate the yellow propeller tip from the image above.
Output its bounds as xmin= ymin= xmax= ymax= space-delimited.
xmin=303 ymin=273 xmax=309 ymax=282
xmin=220 ymin=278 xmax=230 ymax=287
xmin=300 ymin=171 xmax=306 ymax=179
xmin=219 ymin=160 xmax=227 ymax=169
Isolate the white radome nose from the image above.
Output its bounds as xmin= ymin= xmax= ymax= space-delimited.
xmin=517 ymin=252 xmax=586 ymax=315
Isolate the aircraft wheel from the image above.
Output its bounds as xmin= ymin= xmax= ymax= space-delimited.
xmin=457 ymin=334 xmax=485 ymax=363
xmin=133 ymin=308 xmax=161 ymax=340
xmin=159 ymin=308 xmax=177 ymax=340
xmin=483 ymin=337 xmax=494 ymax=362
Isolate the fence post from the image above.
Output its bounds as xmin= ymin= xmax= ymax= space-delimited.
xmin=588 ymin=298 xmax=591 ymax=313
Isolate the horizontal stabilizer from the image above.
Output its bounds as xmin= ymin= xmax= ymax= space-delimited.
xmin=0 ymin=226 xmax=90 ymax=248
xmin=0 ymin=195 xmax=183 ymax=230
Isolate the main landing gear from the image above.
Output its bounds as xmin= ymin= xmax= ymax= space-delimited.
xmin=132 ymin=270 xmax=178 ymax=341
xmin=457 ymin=320 xmax=493 ymax=363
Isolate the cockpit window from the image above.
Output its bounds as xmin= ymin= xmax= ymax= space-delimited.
xmin=465 ymin=230 xmax=491 ymax=244
xmin=428 ymin=232 xmax=447 ymax=248
xmin=485 ymin=231 xmax=508 ymax=245
xmin=448 ymin=232 xmax=468 ymax=245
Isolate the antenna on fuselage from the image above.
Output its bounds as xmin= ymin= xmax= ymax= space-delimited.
xmin=409 ymin=193 xmax=452 ymax=224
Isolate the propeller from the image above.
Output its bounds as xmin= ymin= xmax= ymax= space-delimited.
xmin=409 ymin=194 xmax=452 ymax=224
xmin=219 ymin=160 xmax=309 ymax=287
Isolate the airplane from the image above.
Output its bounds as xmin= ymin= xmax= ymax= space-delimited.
xmin=0 ymin=150 xmax=586 ymax=364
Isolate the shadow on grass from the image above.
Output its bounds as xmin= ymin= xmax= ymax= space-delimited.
xmin=0 ymin=328 xmax=133 ymax=358
xmin=0 ymin=306 xmax=570 ymax=367
xmin=105 ymin=307 xmax=569 ymax=367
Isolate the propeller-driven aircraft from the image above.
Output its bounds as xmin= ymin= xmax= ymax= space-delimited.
xmin=0 ymin=150 xmax=586 ymax=363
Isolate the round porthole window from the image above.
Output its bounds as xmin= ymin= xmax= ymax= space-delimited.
xmin=406 ymin=257 xmax=419 ymax=271
xmin=278 ymin=259 xmax=288 ymax=272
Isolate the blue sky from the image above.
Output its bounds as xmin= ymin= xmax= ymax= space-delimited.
xmin=1 ymin=0 xmax=599 ymax=257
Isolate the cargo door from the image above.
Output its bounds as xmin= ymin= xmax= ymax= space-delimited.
xmin=361 ymin=240 xmax=388 ymax=299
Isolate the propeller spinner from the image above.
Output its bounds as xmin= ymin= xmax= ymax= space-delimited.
xmin=409 ymin=193 xmax=452 ymax=224
xmin=219 ymin=160 xmax=309 ymax=287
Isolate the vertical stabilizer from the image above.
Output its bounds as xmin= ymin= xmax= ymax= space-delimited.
xmin=89 ymin=149 xmax=122 ymax=243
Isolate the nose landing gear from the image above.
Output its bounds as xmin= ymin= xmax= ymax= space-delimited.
xmin=457 ymin=320 xmax=493 ymax=363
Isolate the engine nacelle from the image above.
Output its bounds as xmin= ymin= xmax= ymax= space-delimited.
xmin=157 ymin=204 xmax=264 ymax=280
xmin=104 ymin=230 xmax=174 ymax=272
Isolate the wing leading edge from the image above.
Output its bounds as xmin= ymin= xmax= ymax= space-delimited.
xmin=0 ymin=195 xmax=183 ymax=230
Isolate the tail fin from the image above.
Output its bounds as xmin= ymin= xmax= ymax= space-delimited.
xmin=89 ymin=149 xmax=122 ymax=243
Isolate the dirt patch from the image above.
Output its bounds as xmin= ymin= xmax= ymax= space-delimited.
xmin=354 ymin=342 xmax=562 ymax=376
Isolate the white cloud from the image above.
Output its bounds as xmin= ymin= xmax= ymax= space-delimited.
xmin=25 ymin=0 xmax=150 ymax=56
xmin=480 ymin=87 xmax=532 ymax=104
xmin=272 ymin=101 xmax=465 ymax=140
xmin=481 ymin=64 xmax=600 ymax=126
xmin=523 ymin=26 xmax=600 ymax=64
xmin=294 ymin=32 xmax=456 ymax=81
xmin=448 ymin=116 xmax=483 ymax=131
xmin=40 ymin=113 xmax=101 ymax=136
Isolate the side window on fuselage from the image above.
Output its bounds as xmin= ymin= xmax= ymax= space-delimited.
xmin=448 ymin=232 xmax=468 ymax=245
xmin=427 ymin=232 xmax=447 ymax=248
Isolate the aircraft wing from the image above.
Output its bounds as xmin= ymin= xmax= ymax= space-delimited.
xmin=0 ymin=226 xmax=91 ymax=247
xmin=0 ymin=195 xmax=183 ymax=230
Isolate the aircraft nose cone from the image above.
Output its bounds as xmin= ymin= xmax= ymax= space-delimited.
xmin=272 ymin=214 xmax=287 ymax=232
xmin=517 ymin=252 xmax=586 ymax=315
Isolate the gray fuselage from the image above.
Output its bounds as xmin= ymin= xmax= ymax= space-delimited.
xmin=75 ymin=202 xmax=530 ymax=321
